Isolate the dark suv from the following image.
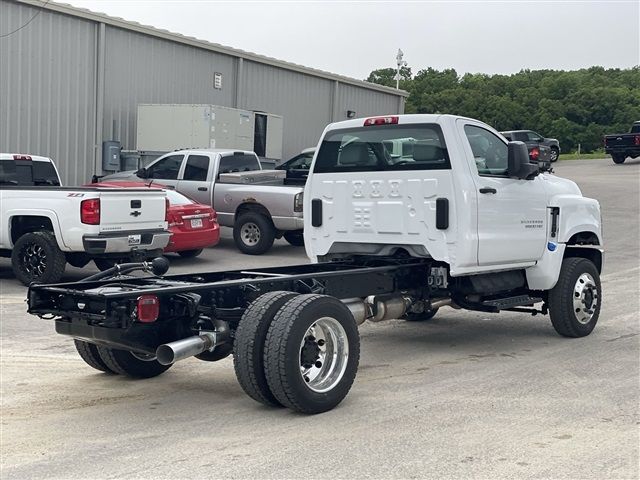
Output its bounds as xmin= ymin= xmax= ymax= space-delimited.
xmin=501 ymin=130 xmax=561 ymax=162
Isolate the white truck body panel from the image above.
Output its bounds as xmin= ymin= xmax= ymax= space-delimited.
xmin=304 ymin=114 xmax=602 ymax=283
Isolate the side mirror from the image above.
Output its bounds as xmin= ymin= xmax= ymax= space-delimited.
xmin=507 ymin=141 xmax=539 ymax=180
xmin=135 ymin=167 xmax=148 ymax=179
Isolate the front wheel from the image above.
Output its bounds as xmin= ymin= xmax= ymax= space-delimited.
xmin=612 ymin=154 xmax=626 ymax=164
xmin=233 ymin=212 xmax=275 ymax=255
xmin=263 ymin=294 xmax=360 ymax=414
xmin=548 ymin=257 xmax=601 ymax=338
xmin=11 ymin=231 xmax=66 ymax=285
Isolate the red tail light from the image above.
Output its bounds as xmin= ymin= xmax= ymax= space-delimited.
xmin=364 ymin=116 xmax=399 ymax=126
xmin=13 ymin=154 xmax=32 ymax=160
xmin=530 ymin=147 xmax=540 ymax=161
xmin=137 ymin=294 xmax=160 ymax=323
xmin=80 ymin=198 xmax=100 ymax=225
xmin=634 ymin=135 xmax=640 ymax=146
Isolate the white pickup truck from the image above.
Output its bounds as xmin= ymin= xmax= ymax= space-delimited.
xmin=102 ymin=149 xmax=304 ymax=254
xmin=28 ymin=114 xmax=603 ymax=414
xmin=1 ymin=154 xmax=171 ymax=285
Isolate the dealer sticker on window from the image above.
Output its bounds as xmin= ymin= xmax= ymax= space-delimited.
xmin=128 ymin=234 xmax=141 ymax=246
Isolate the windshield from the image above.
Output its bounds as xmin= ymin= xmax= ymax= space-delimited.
xmin=313 ymin=124 xmax=450 ymax=173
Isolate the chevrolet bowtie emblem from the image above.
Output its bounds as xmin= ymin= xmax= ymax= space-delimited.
xmin=130 ymin=210 xmax=141 ymax=217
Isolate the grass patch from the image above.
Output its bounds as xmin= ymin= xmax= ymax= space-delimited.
xmin=559 ymin=152 xmax=609 ymax=160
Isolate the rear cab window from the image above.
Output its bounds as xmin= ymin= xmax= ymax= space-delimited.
xmin=314 ymin=123 xmax=450 ymax=173
xmin=218 ymin=153 xmax=261 ymax=177
xmin=0 ymin=159 xmax=60 ymax=186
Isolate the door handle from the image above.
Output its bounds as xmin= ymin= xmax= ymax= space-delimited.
xmin=198 ymin=187 xmax=208 ymax=192
xmin=479 ymin=187 xmax=497 ymax=194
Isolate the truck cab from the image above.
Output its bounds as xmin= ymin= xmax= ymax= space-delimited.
xmin=304 ymin=114 xmax=602 ymax=291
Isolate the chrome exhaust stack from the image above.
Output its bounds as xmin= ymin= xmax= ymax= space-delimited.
xmin=156 ymin=332 xmax=220 ymax=365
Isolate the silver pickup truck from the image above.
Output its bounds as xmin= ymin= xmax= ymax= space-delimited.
xmin=102 ymin=149 xmax=304 ymax=254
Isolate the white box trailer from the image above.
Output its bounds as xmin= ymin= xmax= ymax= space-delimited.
xmin=136 ymin=104 xmax=283 ymax=164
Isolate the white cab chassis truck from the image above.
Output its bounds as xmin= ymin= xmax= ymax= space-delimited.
xmin=28 ymin=115 xmax=603 ymax=414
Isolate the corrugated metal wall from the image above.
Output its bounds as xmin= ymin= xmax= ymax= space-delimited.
xmin=336 ymin=83 xmax=402 ymax=120
xmin=242 ymin=61 xmax=334 ymax=159
xmin=0 ymin=0 xmax=97 ymax=185
xmin=1 ymin=0 xmax=405 ymax=185
xmin=103 ymin=25 xmax=237 ymax=150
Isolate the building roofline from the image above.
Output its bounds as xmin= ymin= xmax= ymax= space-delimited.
xmin=15 ymin=0 xmax=410 ymax=98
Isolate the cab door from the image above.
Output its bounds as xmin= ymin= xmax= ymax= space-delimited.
xmin=458 ymin=120 xmax=547 ymax=266
xmin=176 ymin=154 xmax=213 ymax=205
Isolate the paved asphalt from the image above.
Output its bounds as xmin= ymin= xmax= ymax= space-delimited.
xmin=1 ymin=158 xmax=638 ymax=479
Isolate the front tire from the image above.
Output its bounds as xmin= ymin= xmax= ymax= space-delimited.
xmin=11 ymin=231 xmax=66 ymax=285
xmin=233 ymin=212 xmax=275 ymax=255
xmin=612 ymin=154 xmax=626 ymax=164
xmin=548 ymin=257 xmax=601 ymax=338
xmin=96 ymin=346 xmax=172 ymax=378
xmin=263 ymin=294 xmax=360 ymax=414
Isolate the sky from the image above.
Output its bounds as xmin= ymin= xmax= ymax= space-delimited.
xmin=64 ymin=0 xmax=640 ymax=81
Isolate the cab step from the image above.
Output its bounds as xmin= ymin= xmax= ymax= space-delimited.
xmin=482 ymin=295 xmax=543 ymax=310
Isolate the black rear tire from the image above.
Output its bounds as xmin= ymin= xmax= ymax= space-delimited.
xmin=549 ymin=147 xmax=559 ymax=162
xmin=96 ymin=346 xmax=172 ymax=378
xmin=233 ymin=212 xmax=275 ymax=255
xmin=74 ymin=340 xmax=116 ymax=374
xmin=263 ymin=294 xmax=360 ymax=414
xmin=548 ymin=257 xmax=601 ymax=338
xmin=283 ymin=231 xmax=305 ymax=247
xmin=233 ymin=291 xmax=298 ymax=407
xmin=178 ymin=249 xmax=203 ymax=258
xmin=404 ymin=307 xmax=439 ymax=322
xmin=11 ymin=231 xmax=66 ymax=285
xmin=612 ymin=154 xmax=626 ymax=164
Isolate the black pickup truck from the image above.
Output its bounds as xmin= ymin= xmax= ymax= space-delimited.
xmin=604 ymin=122 xmax=640 ymax=164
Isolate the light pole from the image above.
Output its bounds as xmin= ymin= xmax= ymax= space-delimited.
xmin=395 ymin=49 xmax=407 ymax=90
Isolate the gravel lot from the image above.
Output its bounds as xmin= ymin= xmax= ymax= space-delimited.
xmin=1 ymin=158 xmax=638 ymax=479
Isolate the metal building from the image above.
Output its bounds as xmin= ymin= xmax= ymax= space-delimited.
xmin=0 ymin=0 xmax=408 ymax=185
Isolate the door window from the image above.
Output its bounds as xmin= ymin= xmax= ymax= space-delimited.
xmin=183 ymin=155 xmax=209 ymax=181
xmin=147 ymin=155 xmax=184 ymax=180
xmin=464 ymin=125 xmax=508 ymax=176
